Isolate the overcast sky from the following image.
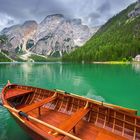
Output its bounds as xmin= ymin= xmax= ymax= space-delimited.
xmin=0 ymin=0 xmax=137 ymax=31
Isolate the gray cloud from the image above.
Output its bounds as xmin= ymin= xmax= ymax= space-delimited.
xmin=0 ymin=0 xmax=137 ymax=30
xmin=89 ymin=13 xmax=100 ymax=20
xmin=7 ymin=19 xmax=14 ymax=25
xmin=97 ymin=1 xmax=111 ymax=13
xmin=81 ymin=0 xmax=137 ymax=26
xmin=85 ymin=1 xmax=111 ymax=26
xmin=0 ymin=0 xmax=68 ymax=22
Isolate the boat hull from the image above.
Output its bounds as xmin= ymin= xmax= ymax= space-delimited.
xmin=11 ymin=113 xmax=48 ymax=140
xmin=1 ymin=83 xmax=140 ymax=140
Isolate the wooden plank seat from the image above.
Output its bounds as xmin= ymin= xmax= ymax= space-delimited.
xmin=49 ymin=106 xmax=90 ymax=136
xmin=5 ymin=88 xmax=34 ymax=99
xmin=20 ymin=95 xmax=57 ymax=113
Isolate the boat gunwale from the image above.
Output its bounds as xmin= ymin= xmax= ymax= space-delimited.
xmin=3 ymin=83 xmax=137 ymax=115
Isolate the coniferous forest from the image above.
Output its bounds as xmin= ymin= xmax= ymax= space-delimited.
xmin=63 ymin=3 xmax=140 ymax=62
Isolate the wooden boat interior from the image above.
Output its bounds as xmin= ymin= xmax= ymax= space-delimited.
xmin=3 ymin=84 xmax=140 ymax=140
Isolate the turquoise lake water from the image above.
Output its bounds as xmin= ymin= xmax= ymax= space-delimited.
xmin=0 ymin=62 xmax=140 ymax=140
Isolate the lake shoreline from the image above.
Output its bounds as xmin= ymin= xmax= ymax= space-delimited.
xmin=92 ymin=61 xmax=131 ymax=64
xmin=0 ymin=61 xmax=140 ymax=65
xmin=92 ymin=61 xmax=140 ymax=64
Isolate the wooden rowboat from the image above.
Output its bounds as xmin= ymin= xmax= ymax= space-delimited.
xmin=1 ymin=81 xmax=140 ymax=140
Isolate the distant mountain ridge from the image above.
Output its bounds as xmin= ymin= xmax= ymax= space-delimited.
xmin=63 ymin=1 xmax=140 ymax=62
xmin=0 ymin=14 xmax=98 ymax=61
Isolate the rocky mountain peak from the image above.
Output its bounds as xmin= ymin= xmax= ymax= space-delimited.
xmin=1 ymin=14 xmax=99 ymax=57
xmin=22 ymin=21 xmax=38 ymax=33
xmin=41 ymin=14 xmax=64 ymax=25
xmin=22 ymin=20 xmax=38 ymax=27
xmin=44 ymin=14 xmax=64 ymax=19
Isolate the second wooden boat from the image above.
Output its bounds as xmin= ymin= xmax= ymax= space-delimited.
xmin=1 ymin=81 xmax=140 ymax=140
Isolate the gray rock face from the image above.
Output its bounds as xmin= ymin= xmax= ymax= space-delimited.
xmin=2 ymin=20 xmax=38 ymax=52
xmin=128 ymin=1 xmax=140 ymax=18
xmin=1 ymin=14 xmax=98 ymax=57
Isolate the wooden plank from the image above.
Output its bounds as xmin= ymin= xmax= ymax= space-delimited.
xmin=103 ymin=109 xmax=107 ymax=128
xmin=55 ymin=89 xmax=137 ymax=115
xmin=58 ymin=96 xmax=64 ymax=111
xmin=5 ymin=88 xmax=34 ymax=99
xmin=2 ymin=104 xmax=81 ymax=140
xmin=29 ymin=93 xmax=36 ymax=104
xmin=122 ymin=114 xmax=125 ymax=136
xmin=112 ymin=115 xmax=140 ymax=129
xmin=63 ymin=98 xmax=69 ymax=112
xmin=87 ymin=111 xmax=92 ymax=122
xmin=95 ymin=107 xmax=99 ymax=124
xmin=91 ymin=108 xmax=140 ymax=129
xmin=19 ymin=96 xmax=25 ymax=105
xmin=69 ymin=98 xmax=74 ymax=113
xmin=112 ymin=112 xmax=116 ymax=132
xmin=20 ymin=96 xmax=57 ymax=113
xmin=107 ymin=108 xmax=111 ymax=123
xmin=28 ymin=115 xmax=82 ymax=140
xmin=133 ymin=118 xmax=137 ymax=140
xmin=25 ymin=94 xmax=31 ymax=104
xmin=51 ymin=107 xmax=90 ymax=135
